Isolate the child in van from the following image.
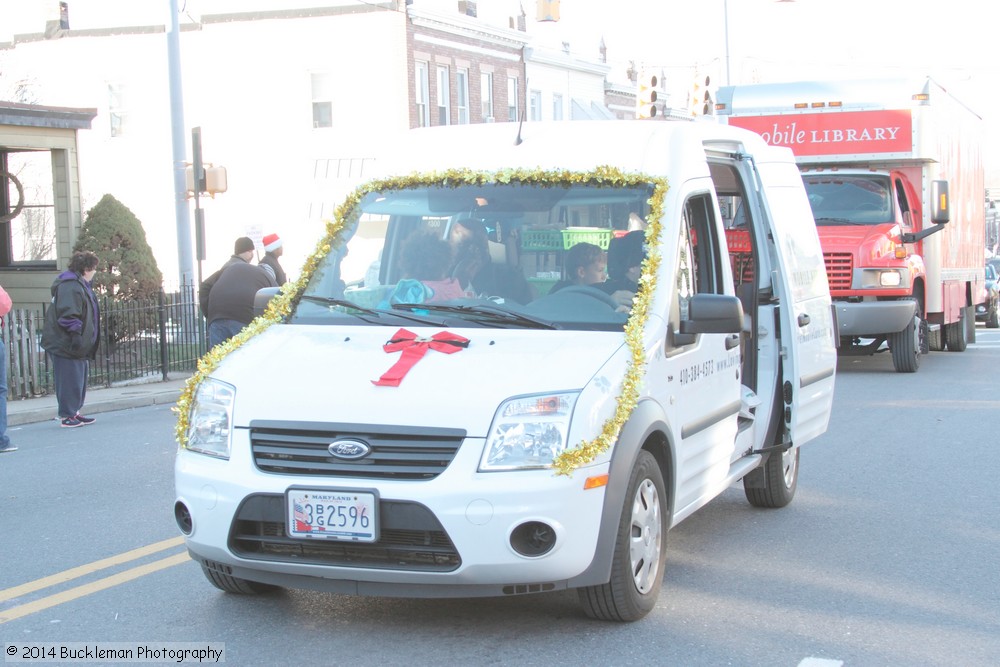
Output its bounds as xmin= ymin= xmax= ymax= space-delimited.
xmin=387 ymin=232 xmax=470 ymax=305
xmin=549 ymin=242 xmax=607 ymax=293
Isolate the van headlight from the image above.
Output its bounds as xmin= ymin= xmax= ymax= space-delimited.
xmin=185 ymin=378 xmax=235 ymax=459
xmin=479 ymin=392 xmax=578 ymax=471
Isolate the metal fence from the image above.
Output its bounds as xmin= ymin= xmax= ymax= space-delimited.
xmin=2 ymin=283 xmax=207 ymax=400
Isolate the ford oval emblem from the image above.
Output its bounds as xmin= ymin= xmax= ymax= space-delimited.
xmin=328 ymin=439 xmax=371 ymax=460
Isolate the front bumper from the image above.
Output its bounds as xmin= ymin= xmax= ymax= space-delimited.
xmin=174 ymin=428 xmax=609 ymax=597
xmin=833 ymin=299 xmax=915 ymax=337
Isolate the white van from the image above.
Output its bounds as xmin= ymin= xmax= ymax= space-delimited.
xmin=174 ymin=120 xmax=837 ymax=622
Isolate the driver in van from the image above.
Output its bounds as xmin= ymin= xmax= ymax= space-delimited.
xmin=549 ymin=242 xmax=607 ymax=293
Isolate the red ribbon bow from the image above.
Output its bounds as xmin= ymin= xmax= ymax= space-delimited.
xmin=372 ymin=328 xmax=470 ymax=387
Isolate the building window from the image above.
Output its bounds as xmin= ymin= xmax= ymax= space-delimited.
xmin=436 ymin=65 xmax=450 ymax=126
xmin=529 ymin=90 xmax=542 ymax=121
xmin=416 ymin=62 xmax=430 ymax=127
xmin=553 ymin=93 xmax=564 ymax=121
xmin=1 ymin=150 xmax=57 ymax=265
xmin=507 ymin=77 xmax=518 ymax=121
xmin=311 ymin=73 xmax=334 ymax=128
xmin=108 ymin=83 xmax=127 ymax=137
xmin=456 ymin=69 xmax=470 ymax=124
xmin=481 ymin=72 xmax=494 ymax=121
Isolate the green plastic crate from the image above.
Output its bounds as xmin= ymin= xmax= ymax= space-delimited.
xmin=521 ymin=229 xmax=563 ymax=251
xmin=562 ymin=227 xmax=613 ymax=250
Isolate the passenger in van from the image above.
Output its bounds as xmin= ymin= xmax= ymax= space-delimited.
xmin=388 ymin=232 xmax=470 ymax=304
xmin=550 ymin=242 xmax=607 ymax=293
xmin=448 ymin=217 xmax=532 ymax=304
xmin=600 ymin=230 xmax=646 ymax=307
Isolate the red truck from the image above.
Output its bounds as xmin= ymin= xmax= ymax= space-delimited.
xmin=715 ymin=77 xmax=986 ymax=372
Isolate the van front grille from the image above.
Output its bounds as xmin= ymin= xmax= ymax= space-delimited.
xmin=249 ymin=420 xmax=466 ymax=480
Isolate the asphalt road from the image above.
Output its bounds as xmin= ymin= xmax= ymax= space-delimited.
xmin=1 ymin=329 xmax=998 ymax=666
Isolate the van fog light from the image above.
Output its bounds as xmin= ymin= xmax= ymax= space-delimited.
xmin=510 ymin=521 xmax=556 ymax=557
xmin=174 ymin=501 xmax=193 ymax=535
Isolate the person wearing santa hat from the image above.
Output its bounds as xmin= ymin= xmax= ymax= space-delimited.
xmin=259 ymin=232 xmax=287 ymax=285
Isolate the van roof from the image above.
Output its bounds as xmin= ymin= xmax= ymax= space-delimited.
xmin=368 ymin=119 xmax=769 ymax=180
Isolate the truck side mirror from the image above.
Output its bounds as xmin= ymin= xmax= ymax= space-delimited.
xmin=931 ymin=180 xmax=950 ymax=225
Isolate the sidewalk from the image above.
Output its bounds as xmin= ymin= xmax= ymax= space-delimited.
xmin=6 ymin=372 xmax=192 ymax=427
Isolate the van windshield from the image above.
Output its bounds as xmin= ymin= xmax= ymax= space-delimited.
xmin=290 ymin=182 xmax=654 ymax=332
xmin=803 ymin=174 xmax=893 ymax=225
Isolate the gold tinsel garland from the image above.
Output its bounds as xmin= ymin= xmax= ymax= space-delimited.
xmin=174 ymin=168 xmax=668 ymax=476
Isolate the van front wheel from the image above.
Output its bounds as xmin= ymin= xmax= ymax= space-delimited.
xmin=744 ymin=446 xmax=799 ymax=508
xmin=578 ymin=450 xmax=667 ymax=622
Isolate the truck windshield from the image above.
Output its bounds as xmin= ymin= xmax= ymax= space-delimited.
xmin=803 ymin=174 xmax=893 ymax=225
xmin=290 ymin=182 xmax=654 ymax=332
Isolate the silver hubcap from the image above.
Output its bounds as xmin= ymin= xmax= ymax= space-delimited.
xmin=629 ymin=478 xmax=662 ymax=594
xmin=782 ymin=448 xmax=799 ymax=488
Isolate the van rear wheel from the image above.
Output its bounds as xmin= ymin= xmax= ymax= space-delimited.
xmin=578 ymin=450 xmax=667 ymax=622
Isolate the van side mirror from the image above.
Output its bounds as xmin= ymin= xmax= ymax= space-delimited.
xmin=253 ymin=286 xmax=281 ymax=318
xmin=674 ymin=293 xmax=744 ymax=345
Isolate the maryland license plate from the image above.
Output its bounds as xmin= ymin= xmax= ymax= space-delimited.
xmin=286 ymin=488 xmax=378 ymax=542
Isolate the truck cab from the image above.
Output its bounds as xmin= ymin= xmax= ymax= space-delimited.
xmin=174 ymin=120 xmax=836 ymax=622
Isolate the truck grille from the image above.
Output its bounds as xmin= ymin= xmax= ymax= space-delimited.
xmin=824 ymin=253 xmax=853 ymax=291
xmin=229 ymin=494 xmax=461 ymax=571
xmin=249 ymin=420 xmax=465 ymax=480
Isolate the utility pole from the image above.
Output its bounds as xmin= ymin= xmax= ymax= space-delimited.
xmin=167 ymin=0 xmax=195 ymax=288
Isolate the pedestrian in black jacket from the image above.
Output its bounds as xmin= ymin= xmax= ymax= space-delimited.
xmin=198 ymin=236 xmax=256 ymax=318
xmin=40 ymin=250 xmax=101 ymax=428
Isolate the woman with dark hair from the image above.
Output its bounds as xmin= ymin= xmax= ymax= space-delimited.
xmin=448 ymin=217 xmax=532 ymax=304
xmin=41 ymin=250 xmax=101 ymax=428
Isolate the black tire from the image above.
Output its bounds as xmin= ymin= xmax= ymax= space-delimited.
xmin=986 ymin=299 xmax=999 ymax=329
xmin=744 ymin=446 xmax=799 ymax=509
xmin=201 ymin=564 xmax=279 ymax=595
xmin=578 ymin=450 xmax=667 ymax=622
xmin=945 ymin=307 xmax=968 ymax=352
xmin=888 ymin=315 xmax=921 ymax=373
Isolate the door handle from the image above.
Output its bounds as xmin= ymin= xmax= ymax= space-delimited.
xmin=725 ymin=334 xmax=740 ymax=350
xmin=797 ymin=313 xmax=811 ymax=327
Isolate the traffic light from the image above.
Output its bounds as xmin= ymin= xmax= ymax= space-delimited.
xmin=185 ymin=165 xmax=228 ymax=197
xmin=636 ymin=72 xmax=658 ymax=119
xmin=690 ymin=74 xmax=715 ymax=116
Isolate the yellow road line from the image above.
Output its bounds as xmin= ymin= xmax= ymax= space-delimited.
xmin=0 ymin=552 xmax=190 ymax=624
xmin=0 ymin=536 xmax=185 ymax=603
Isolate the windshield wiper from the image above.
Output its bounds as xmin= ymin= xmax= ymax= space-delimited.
xmin=391 ymin=303 xmax=561 ymax=329
xmin=298 ymin=295 xmax=448 ymax=326
xmin=814 ymin=217 xmax=865 ymax=225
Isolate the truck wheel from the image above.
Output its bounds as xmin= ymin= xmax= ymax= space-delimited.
xmin=888 ymin=315 xmax=921 ymax=372
xmin=578 ymin=450 xmax=667 ymax=622
xmin=201 ymin=563 xmax=279 ymax=595
xmin=744 ymin=445 xmax=799 ymax=508
xmin=945 ymin=307 xmax=968 ymax=352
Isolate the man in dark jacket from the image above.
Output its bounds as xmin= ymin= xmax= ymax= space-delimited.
xmin=40 ymin=250 xmax=101 ymax=428
xmin=199 ymin=236 xmax=256 ymax=318
xmin=205 ymin=258 xmax=277 ymax=348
